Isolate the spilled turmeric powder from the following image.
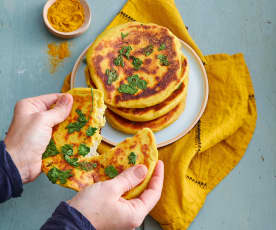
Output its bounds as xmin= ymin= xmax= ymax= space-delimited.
xmin=48 ymin=42 xmax=71 ymax=74
xmin=47 ymin=0 xmax=85 ymax=32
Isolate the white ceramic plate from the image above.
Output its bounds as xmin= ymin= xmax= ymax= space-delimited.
xmin=71 ymin=40 xmax=208 ymax=148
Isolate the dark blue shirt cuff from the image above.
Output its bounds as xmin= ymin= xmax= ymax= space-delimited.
xmin=41 ymin=201 xmax=96 ymax=230
xmin=0 ymin=140 xmax=23 ymax=203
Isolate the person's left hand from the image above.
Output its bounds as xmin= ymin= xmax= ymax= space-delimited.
xmin=4 ymin=93 xmax=73 ymax=183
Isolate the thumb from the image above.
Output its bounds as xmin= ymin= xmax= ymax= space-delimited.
xmin=108 ymin=165 xmax=148 ymax=197
xmin=43 ymin=94 xmax=73 ymax=127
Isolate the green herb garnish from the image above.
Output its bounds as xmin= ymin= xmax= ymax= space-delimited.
xmin=47 ymin=167 xmax=72 ymax=184
xmin=121 ymin=32 xmax=129 ymax=40
xmin=61 ymin=144 xmax=78 ymax=167
xmin=157 ymin=54 xmax=170 ymax=66
xmin=137 ymin=79 xmax=147 ymax=90
xmin=119 ymin=46 xmax=132 ymax=59
xmin=128 ymin=152 xmax=137 ymax=165
xmin=118 ymin=74 xmax=147 ymax=94
xmin=158 ymin=43 xmax=166 ymax=51
xmin=114 ymin=46 xmax=132 ymax=66
xmin=114 ymin=55 xmax=124 ymax=67
xmin=127 ymin=74 xmax=139 ymax=87
xmin=78 ymin=143 xmax=90 ymax=156
xmin=118 ymin=84 xmax=138 ymax=95
xmin=42 ymin=139 xmax=59 ymax=159
xmin=127 ymin=74 xmax=147 ymax=90
xmin=61 ymin=144 xmax=73 ymax=156
xmin=144 ymin=44 xmax=154 ymax=56
xmin=132 ymin=56 xmax=143 ymax=70
xmin=66 ymin=122 xmax=82 ymax=134
xmin=64 ymin=155 xmax=79 ymax=167
xmin=76 ymin=109 xmax=87 ymax=123
xmin=66 ymin=109 xmax=88 ymax=134
xmin=91 ymin=88 xmax=94 ymax=113
xmin=106 ymin=68 xmax=118 ymax=85
xmin=79 ymin=161 xmax=97 ymax=171
xmin=104 ymin=165 xmax=118 ymax=178
xmin=86 ymin=127 xmax=97 ymax=137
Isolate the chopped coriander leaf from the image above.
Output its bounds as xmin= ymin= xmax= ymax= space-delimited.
xmin=86 ymin=127 xmax=97 ymax=137
xmin=128 ymin=74 xmax=147 ymax=90
xmin=121 ymin=32 xmax=129 ymax=40
xmin=128 ymin=152 xmax=137 ymax=165
xmin=114 ymin=55 xmax=124 ymax=67
xmin=132 ymin=56 xmax=143 ymax=70
xmin=79 ymin=161 xmax=97 ymax=171
xmin=119 ymin=75 xmax=147 ymax=94
xmin=78 ymin=143 xmax=90 ymax=156
xmin=106 ymin=68 xmax=118 ymax=85
xmin=91 ymin=88 xmax=94 ymax=117
xmin=76 ymin=109 xmax=88 ymax=123
xmin=47 ymin=167 xmax=72 ymax=184
xmin=144 ymin=44 xmax=154 ymax=56
xmin=157 ymin=54 xmax=170 ymax=66
xmin=119 ymin=46 xmax=132 ymax=59
xmin=82 ymin=58 xmax=87 ymax=64
xmin=42 ymin=139 xmax=59 ymax=159
xmin=127 ymin=74 xmax=139 ymax=87
xmin=158 ymin=43 xmax=166 ymax=51
xmin=64 ymin=155 xmax=79 ymax=167
xmin=61 ymin=144 xmax=73 ymax=156
xmin=66 ymin=109 xmax=88 ymax=134
xmin=104 ymin=165 xmax=118 ymax=178
xmin=118 ymin=84 xmax=138 ymax=95
xmin=66 ymin=122 xmax=82 ymax=134
xmin=137 ymin=79 xmax=147 ymax=90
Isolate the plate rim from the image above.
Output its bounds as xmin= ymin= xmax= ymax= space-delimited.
xmin=70 ymin=39 xmax=209 ymax=148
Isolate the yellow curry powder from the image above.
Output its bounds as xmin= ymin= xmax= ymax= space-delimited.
xmin=48 ymin=42 xmax=71 ymax=74
xmin=47 ymin=0 xmax=85 ymax=32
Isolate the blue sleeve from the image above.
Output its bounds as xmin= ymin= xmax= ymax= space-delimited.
xmin=0 ymin=141 xmax=23 ymax=203
xmin=0 ymin=140 xmax=95 ymax=229
xmin=41 ymin=201 xmax=96 ymax=230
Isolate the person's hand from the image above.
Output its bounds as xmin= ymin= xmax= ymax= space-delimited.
xmin=4 ymin=93 xmax=73 ymax=183
xmin=68 ymin=161 xmax=164 ymax=230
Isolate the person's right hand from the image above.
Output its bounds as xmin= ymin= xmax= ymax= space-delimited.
xmin=68 ymin=160 xmax=164 ymax=230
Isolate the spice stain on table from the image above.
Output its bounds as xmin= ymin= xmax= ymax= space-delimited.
xmin=47 ymin=42 xmax=71 ymax=74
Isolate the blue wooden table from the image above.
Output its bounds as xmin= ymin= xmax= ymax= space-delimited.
xmin=0 ymin=0 xmax=275 ymax=229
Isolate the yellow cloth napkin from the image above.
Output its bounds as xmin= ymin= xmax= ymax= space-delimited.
xmin=61 ymin=0 xmax=257 ymax=229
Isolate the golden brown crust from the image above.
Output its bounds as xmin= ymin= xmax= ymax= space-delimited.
xmin=108 ymin=58 xmax=189 ymax=121
xmin=87 ymin=22 xmax=184 ymax=108
xmin=105 ymin=82 xmax=188 ymax=134
xmin=42 ymin=127 xmax=158 ymax=199
xmin=42 ymin=88 xmax=106 ymax=191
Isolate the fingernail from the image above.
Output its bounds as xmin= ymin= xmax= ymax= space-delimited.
xmin=134 ymin=165 xmax=147 ymax=179
xmin=58 ymin=95 xmax=69 ymax=105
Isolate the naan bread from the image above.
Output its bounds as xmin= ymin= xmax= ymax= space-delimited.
xmin=42 ymin=127 xmax=158 ymax=199
xmin=86 ymin=22 xmax=183 ymax=108
xmin=105 ymin=77 xmax=188 ymax=134
xmin=108 ymin=57 xmax=189 ymax=121
xmin=42 ymin=87 xmax=106 ymax=189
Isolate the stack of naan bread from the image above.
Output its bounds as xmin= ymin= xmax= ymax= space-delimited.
xmin=86 ymin=22 xmax=189 ymax=134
